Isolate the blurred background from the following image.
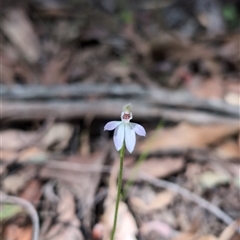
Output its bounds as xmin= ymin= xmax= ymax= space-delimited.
xmin=0 ymin=0 xmax=239 ymax=239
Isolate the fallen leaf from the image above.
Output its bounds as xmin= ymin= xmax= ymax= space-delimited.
xmin=0 ymin=149 xmax=18 ymax=163
xmin=0 ymin=163 xmax=7 ymax=176
xmin=198 ymin=236 xmax=218 ymax=240
xmin=57 ymin=183 xmax=79 ymax=226
xmin=19 ymin=179 xmax=42 ymax=205
xmin=4 ymin=225 xmax=32 ymax=240
xmin=126 ymin=157 xmax=185 ymax=179
xmin=18 ymin=147 xmax=48 ymax=163
xmin=41 ymin=50 xmax=71 ymax=85
xmin=2 ymin=166 xmax=36 ymax=194
xmin=130 ymin=190 xmax=175 ymax=213
xmin=215 ymin=140 xmax=240 ymax=160
xmin=68 ymin=151 xmax=107 ymax=233
xmin=40 ymin=123 xmax=73 ymax=151
xmin=198 ymin=171 xmax=230 ymax=189
xmin=0 ymin=130 xmax=37 ymax=150
xmin=171 ymin=233 xmax=195 ymax=240
xmin=190 ymin=77 xmax=223 ymax=100
xmin=1 ymin=8 xmax=41 ymax=63
xmin=105 ymin=61 xmax=132 ymax=83
xmin=138 ymin=122 xmax=239 ymax=153
xmin=185 ymin=163 xmax=202 ymax=179
xmin=224 ymin=92 xmax=240 ymax=106
xmin=218 ymin=33 xmax=240 ymax=64
xmin=172 ymin=233 xmax=219 ymax=240
xmin=219 ymin=220 xmax=240 ymax=240
xmin=102 ymin=201 xmax=138 ymax=240
xmin=0 ymin=51 xmax=16 ymax=84
xmin=44 ymin=223 xmax=84 ymax=240
xmin=0 ymin=123 xmax=73 ymax=151
xmin=140 ymin=220 xmax=176 ymax=239
xmin=43 ymin=182 xmax=84 ymax=240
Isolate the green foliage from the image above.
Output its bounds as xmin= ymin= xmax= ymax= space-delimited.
xmin=0 ymin=204 xmax=23 ymax=222
xmin=120 ymin=11 xmax=133 ymax=24
xmin=223 ymin=4 xmax=239 ymax=28
xmin=223 ymin=5 xmax=237 ymax=21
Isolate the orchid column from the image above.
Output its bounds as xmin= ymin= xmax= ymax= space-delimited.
xmin=104 ymin=103 xmax=146 ymax=239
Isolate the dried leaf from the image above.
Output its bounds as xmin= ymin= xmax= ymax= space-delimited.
xmin=127 ymin=157 xmax=185 ymax=179
xmin=0 ymin=123 xmax=73 ymax=151
xmin=4 ymin=225 xmax=32 ymax=240
xmin=105 ymin=62 xmax=131 ymax=83
xmin=172 ymin=233 xmax=218 ymax=240
xmin=219 ymin=220 xmax=240 ymax=240
xmin=0 ymin=130 xmax=37 ymax=150
xmin=218 ymin=33 xmax=240 ymax=64
xmin=171 ymin=233 xmax=195 ymax=240
xmin=138 ymin=122 xmax=239 ymax=153
xmin=0 ymin=150 xmax=18 ymax=163
xmin=215 ymin=140 xmax=240 ymax=160
xmin=190 ymin=77 xmax=223 ymax=100
xmin=102 ymin=201 xmax=138 ymax=240
xmin=130 ymin=191 xmax=175 ymax=213
xmin=19 ymin=180 xmax=42 ymax=205
xmin=45 ymin=224 xmax=84 ymax=240
xmin=43 ymin=182 xmax=84 ymax=240
xmin=198 ymin=236 xmax=219 ymax=240
xmin=41 ymin=50 xmax=71 ymax=85
xmin=224 ymin=92 xmax=240 ymax=106
xmin=18 ymin=147 xmax=48 ymax=163
xmin=140 ymin=220 xmax=176 ymax=239
xmin=1 ymin=9 xmax=41 ymax=63
xmin=2 ymin=166 xmax=36 ymax=194
xmin=40 ymin=123 xmax=73 ymax=150
xmin=57 ymin=183 xmax=79 ymax=226
xmin=198 ymin=171 xmax=230 ymax=189
xmin=68 ymin=151 xmax=107 ymax=233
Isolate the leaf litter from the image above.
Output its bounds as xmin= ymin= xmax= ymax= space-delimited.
xmin=1 ymin=1 xmax=240 ymax=240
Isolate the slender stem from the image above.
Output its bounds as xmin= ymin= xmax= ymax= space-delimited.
xmin=110 ymin=144 xmax=125 ymax=240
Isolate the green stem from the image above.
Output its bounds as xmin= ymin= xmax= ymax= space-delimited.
xmin=110 ymin=144 xmax=125 ymax=240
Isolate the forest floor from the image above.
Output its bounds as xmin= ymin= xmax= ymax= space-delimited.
xmin=0 ymin=0 xmax=240 ymax=240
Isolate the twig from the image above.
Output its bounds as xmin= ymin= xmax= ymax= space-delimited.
xmin=0 ymin=192 xmax=39 ymax=240
xmin=139 ymin=173 xmax=234 ymax=226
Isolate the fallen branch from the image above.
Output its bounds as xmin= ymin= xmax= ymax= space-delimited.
xmin=1 ymin=83 xmax=238 ymax=117
xmin=1 ymin=99 xmax=238 ymax=125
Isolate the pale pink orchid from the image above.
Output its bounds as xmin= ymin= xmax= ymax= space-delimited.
xmin=104 ymin=103 xmax=146 ymax=153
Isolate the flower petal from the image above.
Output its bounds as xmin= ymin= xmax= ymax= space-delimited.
xmin=129 ymin=122 xmax=146 ymax=136
xmin=125 ymin=124 xmax=136 ymax=153
xmin=113 ymin=124 xmax=125 ymax=151
xmin=104 ymin=121 xmax=122 ymax=131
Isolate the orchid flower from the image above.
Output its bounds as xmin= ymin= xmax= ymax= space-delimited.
xmin=104 ymin=103 xmax=146 ymax=153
